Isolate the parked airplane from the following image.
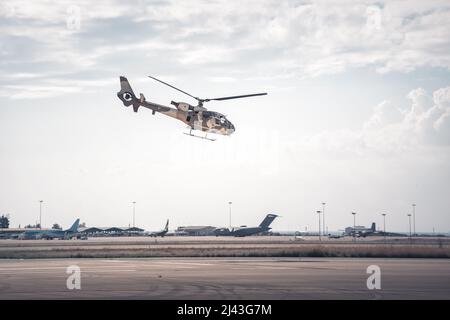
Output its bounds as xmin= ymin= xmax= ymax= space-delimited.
xmin=144 ymin=219 xmax=169 ymax=237
xmin=344 ymin=222 xmax=378 ymax=237
xmin=18 ymin=219 xmax=80 ymax=240
xmin=214 ymin=214 xmax=279 ymax=237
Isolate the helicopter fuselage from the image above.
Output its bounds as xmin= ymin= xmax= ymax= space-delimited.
xmin=138 ymin=100 xmax=235 ymax=136
xmin=117 ymin=78 xmax=235 ymax=136
xmin=172 ymin=101 xmax=235 ymax=135
xmin=116 ymin=76 xmax=263 ymax=137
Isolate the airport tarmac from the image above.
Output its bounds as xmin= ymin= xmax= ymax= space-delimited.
xmin=1 ymin=236 xmax=449 ymax=259
xmin=0 ymin=257 xmax=449 ymax=299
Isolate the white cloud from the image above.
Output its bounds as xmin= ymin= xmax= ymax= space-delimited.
xmin=298 ymin=86 xmax=450 ymax=154
xmin=363 ymin=100 xmax=403 ymax=131
xmin=0 ymin=84 xmax=82 ymax=99
xmin=2 ymin=0 xmax=450 ymax=83
xmin=0 ymin=78 xmax=115 ymax=99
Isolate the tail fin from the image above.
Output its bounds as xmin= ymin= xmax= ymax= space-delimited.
xmin=371 ymin=222 xmax=376 ymax=232
xmin=164 ymin=219 xmax=169 ymax=232
xmin=66 ymin=219 xmax=80 ymax=233
xmin=117 ymin=76 xmax=141 ymax=112
xmin=259 ymin=214 xmax=278 ymax=230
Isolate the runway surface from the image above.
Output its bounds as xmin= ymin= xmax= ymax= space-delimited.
xmin=0 ymin=257 xmax=449 ymax=299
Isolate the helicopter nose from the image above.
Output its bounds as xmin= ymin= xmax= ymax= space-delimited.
xmin=228 ymin=123 xmax=235 ymax=134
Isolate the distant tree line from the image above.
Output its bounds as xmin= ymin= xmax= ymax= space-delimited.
xmin=25 ymin=223 xmax=40 ymax=228
xmin=0 ymin=215 xmax=10 ymax=228
xmin=0 ymin=216 xmax=86 ymax=230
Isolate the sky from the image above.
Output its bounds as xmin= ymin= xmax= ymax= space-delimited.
xmin=0 ymin=0 xmax=449 ymax=233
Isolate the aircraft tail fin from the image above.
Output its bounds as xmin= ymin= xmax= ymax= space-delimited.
xmin=117 ymin=76 xmax=141 ymax=112
xmin=164 ymin=219 xmax=169 ymax=232
xmin=371 ymin=222 xmax=376 ymax=232
xmin=66 ymin=219 xmax=80 ymax=233
xmin=259 ymin=214 xmax=278 ymax=230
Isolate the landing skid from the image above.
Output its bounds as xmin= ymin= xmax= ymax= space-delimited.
xmin=183 ymin=129 xmax=216 ymax=141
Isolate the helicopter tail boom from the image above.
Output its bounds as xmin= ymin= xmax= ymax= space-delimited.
xmin=117 ymin=76 xmax=141 ymax=112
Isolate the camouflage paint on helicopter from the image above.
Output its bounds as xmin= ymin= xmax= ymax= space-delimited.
xmin=117 ymin=76 xmax=266 ymax=140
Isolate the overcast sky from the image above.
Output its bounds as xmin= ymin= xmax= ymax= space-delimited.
xmin=1 ymin=0 xmax=449 ymax=233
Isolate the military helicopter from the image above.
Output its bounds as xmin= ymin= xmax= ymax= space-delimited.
xmin=117 ymin=76 xmax=267 ymax=141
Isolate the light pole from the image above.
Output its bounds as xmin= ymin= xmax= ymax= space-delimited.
xmin=228 ymin=202 xmax=232 ymax=229
xmin=407 ymin=213 xmax=412 ymax=241
xmin=352 ymin=212 xmax=356 ymax=241
xmin=132 ymin=201 xmax=136 ymax=228
xmin=322 ymin=202 xmax=326 ymax=236
xmin=412 ymin=204 xmax=416 ymax=237
xmin=39 ymin=200 xmax=43 ymax=229
xmin=382 ymin=213 xmax=387 ymax=243
xmin=316 ymin=210 xmax=322 ymax=241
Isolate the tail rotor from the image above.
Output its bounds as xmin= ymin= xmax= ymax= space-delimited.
xmin=117 ymin=76 xmax=141 ymax=112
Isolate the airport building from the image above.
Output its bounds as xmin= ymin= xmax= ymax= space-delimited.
xmin=176 ymin=226 xmax=217 ymax=236
xmin=78 ymin=226 xmax=144 ymax=237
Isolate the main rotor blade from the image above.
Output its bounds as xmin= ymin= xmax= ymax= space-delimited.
xmin=148 ymin=75 xmax=200 ymax=102
xmin=205 ymin=93 xmax=267 ymax=102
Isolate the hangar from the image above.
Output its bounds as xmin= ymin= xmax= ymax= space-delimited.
xmin=176 ymin=226 xmax=217 ymax=236
xmin=78 ymin=226 xmax=144 ymax=237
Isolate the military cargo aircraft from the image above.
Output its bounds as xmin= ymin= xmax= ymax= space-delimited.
xmin=214 ymin=214 xmax=279 ymax=237
xmin=345 ymin=223 xmax=378 ymax=237
xmin=117 ymin=76 xmax=267 ymax=141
